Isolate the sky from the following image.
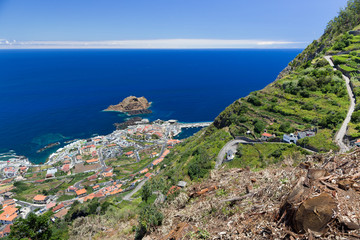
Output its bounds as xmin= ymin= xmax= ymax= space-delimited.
xmin=0 ymin=0 xmax=349 ymax=48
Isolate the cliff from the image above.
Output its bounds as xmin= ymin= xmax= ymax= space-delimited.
xmin=104 ymin=96 xmax=152 ymax=115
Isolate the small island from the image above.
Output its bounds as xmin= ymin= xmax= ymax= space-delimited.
xmin=104 ymin=96 xmax=152 ymax=115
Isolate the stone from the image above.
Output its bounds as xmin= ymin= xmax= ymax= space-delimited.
xmin=294 ymin=193 xmax=337 ymax=233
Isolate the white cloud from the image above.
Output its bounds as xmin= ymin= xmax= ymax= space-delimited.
xmin=0 ymin=39 xmax=305 ymax=49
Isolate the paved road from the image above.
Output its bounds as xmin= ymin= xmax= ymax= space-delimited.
xmin=215 ymin=139 xmax=317 ymax=169
xmin=215 ymin=140 xmax=248 ymax=169
xmin=324 ymin=56 xmax=355 ymax=153
xmin=122 ymin=178 xmax=149 ymax=201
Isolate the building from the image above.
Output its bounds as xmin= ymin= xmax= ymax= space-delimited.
xmin=92 ymin=185 xmax=100 ymax=191
xmin=0 ymin=224 xmax=12 ymax=238
xmin=283 ymin=133 xmax=298 ymax=144
xmin=0 ymin=206 xmax=18 ymax=225
xmin=177 ymin=181 xmax=187 ymax=188
xmin=80 ymin=145 xmax=96 ymax=155
xmin=355 ymin=139 xmax=360 ymax=147
xmin=62 ymin=164 xmax=70 ymax=173
xmin=144 ymin=173 xmax=153 ymax=179
xmin=52 ymin=203 xmax=65 ymax=213
xmin=33 ymin=195 xmax=49 ymax=204
xmin=125 ymin=151 xmax=134 ymax=157
xmin=54 ymin=208 xmax=68 ymax=219
xmin=226 ymin=150 xmax=234 ymax=161
xmin=67 ymin=186 xmax=77 ymax=193
xmin=76 ymin=188 xmax=87 ymax=197
xmin=3 ymin=167 xmax=16 ymax=178
xmin=86 ymin=158 xmax=99 ymax=164
xmin=46 ymin=168 xmax=58 ymax=178
xmin=139 ymin=168 xmax=149 ymax=174
xmin=261 ymin=132 xmax=274 ymax=141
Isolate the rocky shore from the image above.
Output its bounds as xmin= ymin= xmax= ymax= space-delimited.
xmin=104 ymin=96 xmax=152 ymax=115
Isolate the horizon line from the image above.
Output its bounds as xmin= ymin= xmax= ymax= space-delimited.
xmin=0 ymin=38 xmax=308 ymax=49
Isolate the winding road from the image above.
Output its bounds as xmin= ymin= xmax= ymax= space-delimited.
xmin=324 ymin=56 xmax=355 ymax=153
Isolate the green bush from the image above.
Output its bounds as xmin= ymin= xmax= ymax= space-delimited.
xmin=247 ymin=95 xmax=262 ymax=106
xmin=135 ymin=205 xmax=163 ymax=240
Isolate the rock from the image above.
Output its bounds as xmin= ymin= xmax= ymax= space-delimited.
xmin=294 ymin=193 xmax=337 ymax=233
xmin=104 ymin=96 xmax=152 ymax=115
xmin=337 ymin=179 xmax=353 ymax=191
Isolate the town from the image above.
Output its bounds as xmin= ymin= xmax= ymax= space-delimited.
xmin=0 ymin=119 xmax=211 ymax=237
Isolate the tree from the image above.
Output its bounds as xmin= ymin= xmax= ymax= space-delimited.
xmin=9 ymin=212 xmax=52 ymax=240
xmin=141 ymin=182 xmax=152 ymax=203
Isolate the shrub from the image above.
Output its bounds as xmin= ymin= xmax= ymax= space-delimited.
xmin=247 ymin=95 xmax=262 ymax=106
xmin=135 ymin=205 xmax=163 ymax=240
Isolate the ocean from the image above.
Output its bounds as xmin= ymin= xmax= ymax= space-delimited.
xmin=0 ymin=49 xmax=301 ymax=164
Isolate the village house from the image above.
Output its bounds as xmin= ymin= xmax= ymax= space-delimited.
xmin=283 ymin=133 xmax=298 ymax=144
xmin=3 ymin=167 xmax=16 ymax=178
xmin=33 ymin=194 xmax=49 ymax=204
xmin=80 ymin=145 xmax=96 ymax=155
xmin=226 ymin=150 xmax=234 ymax=161
xmin=46 ymin=168 xmax=57 ymax=178
xmin=150 ymin=152 xmax=158 ymax=158
xmin=67 ymin=186 xmax=77 ymax=193
xmin=0 ymin=224 xmax=12 ymax=238
xmin=144 ymin=172 xmax=153 ymax=179
xmin=103 ymin=172 xmax=113 ymax=178
xmin=355 ymin=139 xmax=360 ymax=147
xmin=283 ymin=129 xmax=316 ymax=144
xmin=139 ymin=168 xmax=149 ymax=174
xmin=52 ymin=203 xmax=65 ymax=213
xmin=54 ymin=208 xmax=68 ymax=219
xmin=0 ymin=206 xmax=18 ymax=225
xmin=92 ymin=185 xmax=100 ymax=191
xmin=125 ymin=151 xmax=134 ymax=158
xmin=62 ymin=164 xmax=70 ymax=173
xmin=261 ymin=132 xmax=274 ymax=141
xmin=86 ymin=158 xmax=99 ymax=164
xmin=76 ymin=188 xmax=87 ymax=197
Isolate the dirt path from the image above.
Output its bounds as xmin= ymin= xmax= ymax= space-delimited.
xmin=324 ymin=56 xmax=355 ymax=153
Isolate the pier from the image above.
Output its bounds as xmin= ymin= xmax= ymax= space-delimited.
xmin=178 ymin=122 xmax=212 ymax=129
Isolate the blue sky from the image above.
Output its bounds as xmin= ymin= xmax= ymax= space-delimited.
xmin=0 ymin=0 xmax=349 ymax=48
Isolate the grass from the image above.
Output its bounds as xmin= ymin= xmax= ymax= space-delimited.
xmin=57 ymin=194 xmax=76 ymax=202
xmin=225 ymin=143 xmax=308 ymax=170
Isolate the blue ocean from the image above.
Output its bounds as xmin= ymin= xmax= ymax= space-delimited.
xmin=0 ymin=49 xmax=301 ymax=164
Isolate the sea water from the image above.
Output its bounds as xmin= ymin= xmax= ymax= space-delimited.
xmin=0 ymin=49 xmax=301 ymax=163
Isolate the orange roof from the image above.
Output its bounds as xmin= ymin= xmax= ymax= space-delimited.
xmin=52 ymin=203 xmax=65 ymax=212
xmin=110 ymin=189 xmax=123 ymax=195
xmin=107 ymin=144 xmax=116 ymax=147
xmin=356 ymin=139 xmax=360 ymax=143
xmin=145 ymin=173 xmax=153 ymax=178
xmin=262 ymin=133 xmax=273 ymax=137
xmin=94 ymin=192 xmax=104 ymax=198
xmin=151 ymin=152 xmax=157 ymax=155
xmin=116 ymin=184 xmax=122 ymax=188
xmin=125 ymin=151 xmax=134 ymax=156
xmin=139 ymin=168 xmax=149 ymax=174
xmin=76 ymin=155 xmax=82 ymax=160
xmin=0 ymin=206 xmax=18 ymax=222
xmin=63 ymin=160 xmax=71 ymax=164
xmin=33 ymin=194 xmax=47 ymax=201
xmin=84 ymin=193 xmax=95 ymax=201
xmin=103 ymin=172 xmax=113 ymax=177
xmin=92 ymin=185 xmax=100 ymax=189
xmin=54 ymin=208 xmax=68 ymax=219
xmin=86 ymin=158 xmax=99 ymax=163
xmin=76 ymin=188 xmax=87 ymax=196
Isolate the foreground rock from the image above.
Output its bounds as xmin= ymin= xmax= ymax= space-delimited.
xmin=104 ymin=96 xmax=152 ymax=115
